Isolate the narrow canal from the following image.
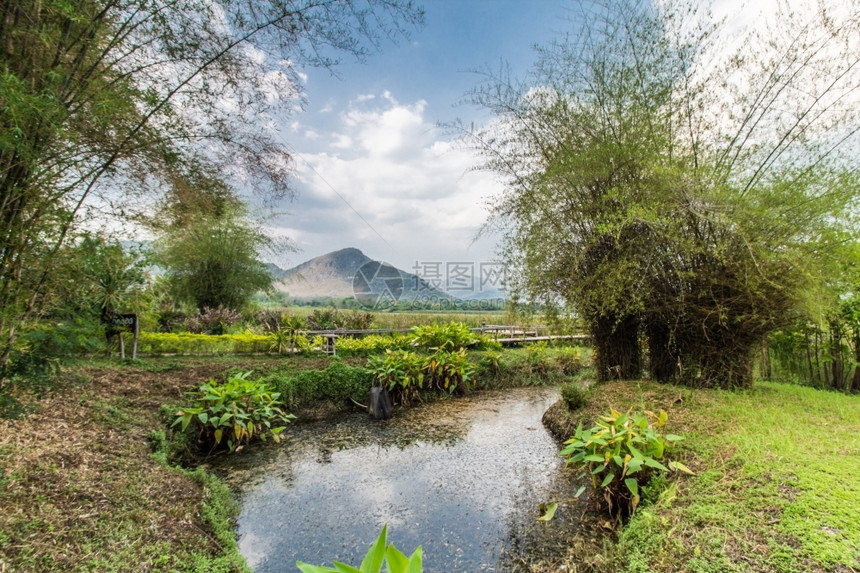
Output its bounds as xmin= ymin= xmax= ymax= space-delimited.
xmin=209 ymin=386 xmax=584 ymax=572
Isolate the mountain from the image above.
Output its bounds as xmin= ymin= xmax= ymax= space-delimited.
xmin=271 ymin=248 xmax=457 ymax=306
xmin=275 ymin=248 xmax=373 ymax=299
xmin=269 ymin=248 xmax=505 ymax=310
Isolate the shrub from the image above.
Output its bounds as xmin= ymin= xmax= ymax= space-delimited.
xmin=477 ymin=351 xmax=503 ymax=378
xmin=307 ymin=308 xmax=339 ymax=330
xmin=185 ymin=306 xmax=243 ymax=335
xmin=411 ymin=322 xmax=478 ymax=350
xmin=335 ymin=333 xmax=412 ymax=356
xmin=559 ymin=408 xmax=691 ymax=521
xmin=264 ymin=362 xmax=374 ymax=409
xmin=171 ymin=371 xmax=294 ymax=452
xmin=366 ymin=348 xmax=478 ymax=403
xmin=525 ymin=341 xmax=551 ymax=378
xmin=556 ymin=346 xmax=583 ymax=375
xmin=254 ymin=309 xmax=284 ymax=333
xmin=340 ymin=310 xmax=375 ymax=330
xmin=422 ymin=347 xmax=476 ymax=394
xmin=560 ymin=382 xmax=587 ymax=410
xmin=366 ymin=350 xmax=426 ymax=404
xmin=138 ymin=332 xmax=271 ymax=354
xmin=296 ymin=525 xmax=422 ymax=573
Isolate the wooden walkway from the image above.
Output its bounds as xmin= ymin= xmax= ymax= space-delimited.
xmin=307 ymin=325 xmax=590 ymax=354
xmin=495 ymin=334 xmax=589 ymax=346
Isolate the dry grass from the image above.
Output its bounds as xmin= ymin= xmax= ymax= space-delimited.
xmin=0 ymin=357 xmax=295 ymax=572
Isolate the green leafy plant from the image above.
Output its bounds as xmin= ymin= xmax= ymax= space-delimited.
xmin=269 ymin=314 xmax=307 ymax=354
xmin=560 ymin=382 xmax=587 ymax=410
xmin=172 ymin=371 xmax=295 ymax=452
xmin=265 ymin=363 xmax=373 ymax=409
xmin=367 ymin=347 xmax=478 ymax=403
xmin=366 ymin=350 xmax=426 ymax=404
xmin=559 ymin=408 xmax=692 ymax=521
xmin=335 ymin=334 xmax=411 ymax=356
xmin=556 ymin=346 xmax=583 ymax=375
xmin=477 ymin=350 xmax=503 ymax=378
xmin=296 ymin=525 xmax=422 ymax=573
xmin=422 ymin=347 xmax=476 ymax=394
xmin=410 ymin=322 xmax=478 ymax=350
xmin=525 ymin=341 xmax=551 ymax=378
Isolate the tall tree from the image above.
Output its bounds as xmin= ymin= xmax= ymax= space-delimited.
xmin=156 ymin=203 xmax=274 ymax=313
xmin=0 ymin=0 xmax=424 ymax=382
xmin=470 ymin=0 xmax=859 ymax=388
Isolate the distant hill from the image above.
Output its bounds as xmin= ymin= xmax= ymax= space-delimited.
xmin=275 ymin=248 xmax=372 ymax=299
xmin=270 ymin=248 xmax=459 ymax=307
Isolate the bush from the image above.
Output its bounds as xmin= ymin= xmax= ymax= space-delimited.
xmin=172 ymin=371 xmax=294 ymax=452
xmin=559 ymin=408 xmax=691 ymax=522
xmin=366 ymin=350 xmax=426 ymax=404
xmin=185 ymin=306 xmax=243 ymax=334
xmin=525 ymin=342 xmax=551 ymax=378
xmin=560 ymin=382 xmax=587 ymax=410
xmin=422 ymin=347 xmax=476 ymax=394
xmin=476 ymin=351 xmax=503 ymax=379
xmin=366 ymin=348 xmax=477 ymax=403
xmin=264 ymin=362 xmax=374 ymax=409
xmin=335 ymin=333 xmax=412 ymax=356
xmin=411 ymin=322 xmax=477 ymax=350
xmin=340 ymin=310 xmax=375 ymax=330
xmin=138 ymin=332 xmax=271 ymax=354
xmin=556 ymin=346 xmax=583 ymax=375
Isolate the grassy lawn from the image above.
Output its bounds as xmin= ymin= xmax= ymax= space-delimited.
xmin=561 ymin=380 xmax=860 ymax=573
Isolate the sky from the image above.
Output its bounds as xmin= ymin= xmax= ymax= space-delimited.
xmin=260 ymin=0 xmax=814 ymax=278
xmin=264 ymin=1 xmax=570 ymax=274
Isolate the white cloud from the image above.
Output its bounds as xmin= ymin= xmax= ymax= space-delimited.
xmin=279 ymin=91 xmax=502 ymax=270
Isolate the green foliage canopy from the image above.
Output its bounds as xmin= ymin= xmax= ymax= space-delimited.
xmin=156 ymin=207 xmax=274 ymax=312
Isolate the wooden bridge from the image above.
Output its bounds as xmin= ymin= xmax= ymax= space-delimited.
xmin=306 ymin=324 xmax=589 ymax=354
xmin=476 ymin=325 xmax=590 ymax=346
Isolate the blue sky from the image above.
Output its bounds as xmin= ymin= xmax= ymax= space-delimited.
xmin=265 ymin=1 xmax=571 ymax=273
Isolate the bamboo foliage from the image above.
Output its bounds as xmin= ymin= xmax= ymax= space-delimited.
xmin=468 ymin=0 xmax=860 ymax=388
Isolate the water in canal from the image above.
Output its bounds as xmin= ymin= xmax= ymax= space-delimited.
xmin=209 ymin=386 xmax=584 ymax=572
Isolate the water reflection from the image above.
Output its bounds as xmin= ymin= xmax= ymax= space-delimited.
xmin=209 ymin=387 xmax=582 ymax=573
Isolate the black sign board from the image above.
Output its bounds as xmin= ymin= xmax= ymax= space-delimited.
xmin=101 ymin=312 xmax=139 ymax=359
xmin=110 ymin=313 xmax=138 ymax=334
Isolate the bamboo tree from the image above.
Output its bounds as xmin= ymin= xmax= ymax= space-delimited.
xmin=469 ymin=0 xmax=860 ymax=388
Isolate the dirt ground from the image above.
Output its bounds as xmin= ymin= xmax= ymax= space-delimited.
xmin=0 ymin=356 xmax=314 ymax=572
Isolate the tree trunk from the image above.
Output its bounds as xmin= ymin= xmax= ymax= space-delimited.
xmin=593 ymin=314 xmax=642 ymax=382
xmin=647 ymin=320 xmax=676 ymax=382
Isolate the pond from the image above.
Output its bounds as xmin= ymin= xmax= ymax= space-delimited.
xmin=209 ymin=386 xmax=586 ymax=573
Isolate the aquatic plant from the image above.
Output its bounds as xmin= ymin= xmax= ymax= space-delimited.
xmin=559 ymin=408 xmax=692 ymax=521
xmin=172 ymin=371 xmax=294 ymax=452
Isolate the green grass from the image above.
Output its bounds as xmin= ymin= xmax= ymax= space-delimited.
xmin=278 ymin=306 xmax=546 ymax=329
xmin=612 ymin=381 xmax=860 ymax=573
